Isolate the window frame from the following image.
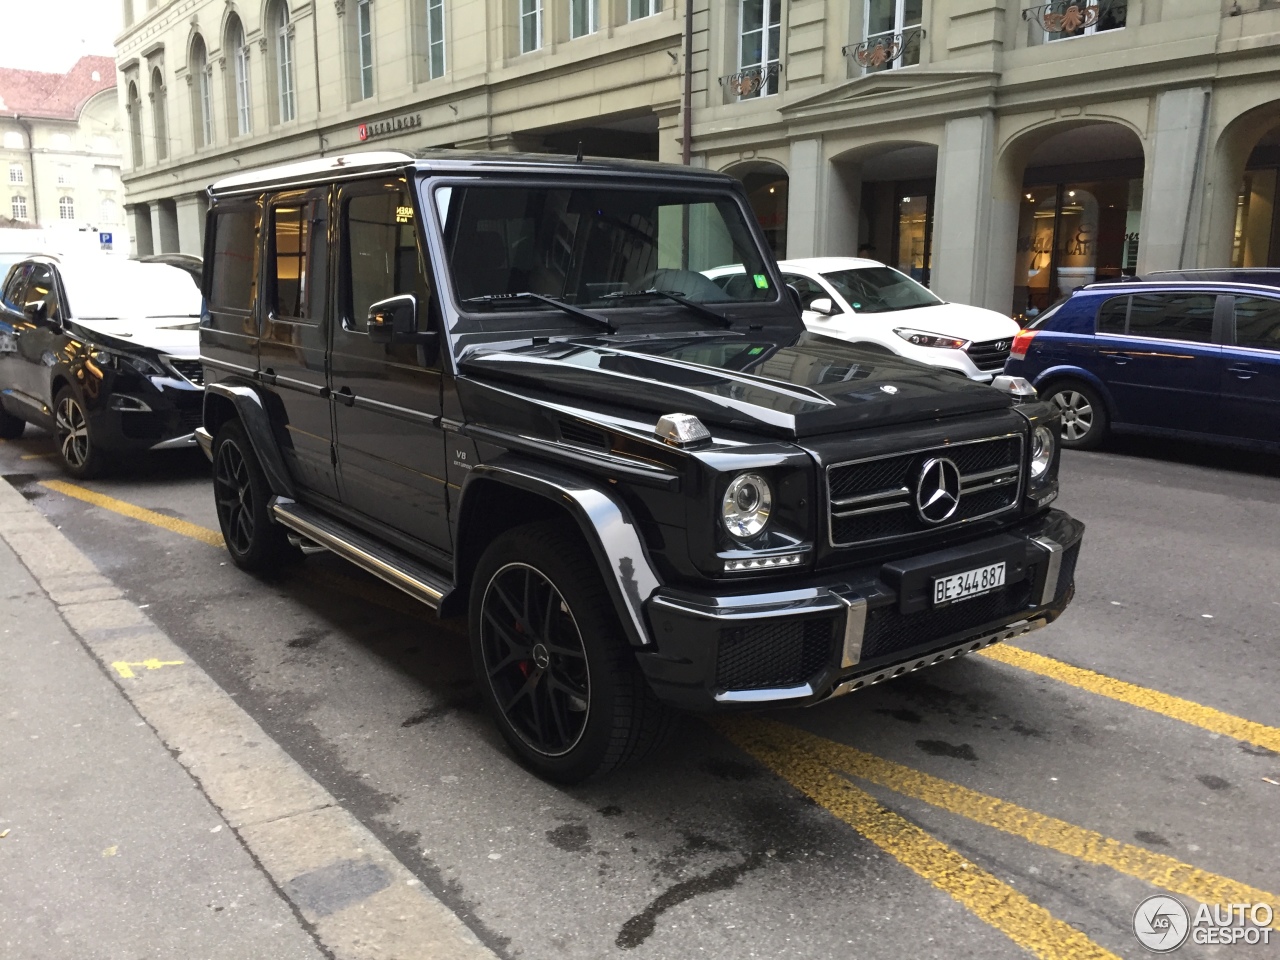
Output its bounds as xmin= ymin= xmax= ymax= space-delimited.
xmin=357 ymin=0 xmax=375 ymax=99
xmin=266 ymin=192 xmax=326 ymax=324
xmin=629 ymin=0 xmax=660 ymax=20
xmin=736 ymin=0 xmax=781 ymax=98
xmin=339 ymin=179 xmax=432 ymax=336
xmin=11 ymin=194 xmax=28 ymax=221
xmin=520 ymin=0 xmax=543 ymax=53
xmin=58 ymin=196 xmax=75 ymax=222
xmin=425 ymin=0 xmax=446 ymax=78
xmin=570 ymin=0 xmax=598 ymax=39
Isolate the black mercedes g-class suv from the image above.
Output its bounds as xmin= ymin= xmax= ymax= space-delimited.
xmin=197 ymin=151 xmax=1083 ymax=782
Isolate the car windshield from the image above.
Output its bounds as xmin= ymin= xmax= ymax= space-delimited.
xmin=435 ymin=184 xmax=777 ymax=326
xmin=821 ymin=266 xmax=943 ymax=314
xmin=61 ymin=259 xmax=203 ymax=320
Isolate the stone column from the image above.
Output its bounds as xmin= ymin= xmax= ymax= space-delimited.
xmin=129 ymin=203 xmax=154 ymax=257
xmin=151 ymin=200 xmax=180 ymax=254
xmin=932 ymin=112 xmax=996 ymax=307
xmin=824 ymin=161 xmax=861 ymax=257
xmin=785 ymin=138 xmax=822 ymax=259
xmin=176 ymin=194 xmax=208 ymax=256
xmin=1137 ymin=86 xmax=1211 ymax=273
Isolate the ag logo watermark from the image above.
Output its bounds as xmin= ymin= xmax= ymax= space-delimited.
xmin=1133 ymin=895 xmax=1274 ymax=952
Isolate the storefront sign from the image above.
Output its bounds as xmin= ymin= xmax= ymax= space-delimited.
xmin=358 ymin=113 xmax=422 ymax=142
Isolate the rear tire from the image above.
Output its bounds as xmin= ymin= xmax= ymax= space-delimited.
xmin=0 ymin=404 xmax=24 ymax=439
xmin=1044 ymin=380 xmax=1108 ymax=450
xmin=54 ymin=387 xmax=109 ymax=478
xmin=212 ymin=420 xmax=297 ymax=572
xmin=469 ymin=521 xmax=676 ymax=783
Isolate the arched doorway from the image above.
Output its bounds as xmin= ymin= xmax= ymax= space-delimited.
xmin=855 ymin=144 xmax=939 ymax=284
xmin=1230 ymin=126 xmax=1280 ymax=268
xmin=726 ymin=161 xmax=789 ymax=258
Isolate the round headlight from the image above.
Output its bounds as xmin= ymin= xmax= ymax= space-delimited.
xmin=1030 ymin=424 xmax=1055 ymax=479
xmin=722 ymin=473 xmax=772 ymax=540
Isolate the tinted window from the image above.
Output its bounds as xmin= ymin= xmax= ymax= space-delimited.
xmin=345 ymin=186 xmax=429 ymax=332
xmin=1 ymin=263 xmax=30 ymax=309
xmin=1097 ymin=296 xmax=1128 ymax=334
xmin=1126 ymin=293 xmax=1215 ymax=343
xmin=1233 ymin=296 xmax=1280 ymax=351
xmin=270 ymin=200 xmax=326 ymax=322
xmin=210 ymin=207 xmax=259 ymax=312
xmin=23 ymin=264 xmax=60 ymax=321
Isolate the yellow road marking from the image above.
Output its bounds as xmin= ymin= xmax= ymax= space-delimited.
xmin=981 ymin=645 xmax=1280 ymax=754
xmin=745 ymin=718 xmax=1279 ymax=925
xmin=718 ymin=718 xmax=1120 ymax=960
xmin=112 ymin=658 xmax=185 ymax=679
xmin=20 ymin=452 xmax=55 ymax=460
xmin=41 ymin=480 xmax=225 ymax=548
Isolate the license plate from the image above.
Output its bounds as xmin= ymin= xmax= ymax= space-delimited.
xmin=933 ymin=562 xmax=1006 ymax=606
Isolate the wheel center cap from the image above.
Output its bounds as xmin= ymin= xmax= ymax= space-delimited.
xmin=531 ymin=643 xmax=550 ymax=670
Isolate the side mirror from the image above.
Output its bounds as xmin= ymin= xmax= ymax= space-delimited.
xmin=809 ymin=297 xmax=835 ymax=316
xmin=785 ymin=284 xmax=803 ymax=313
xmin=366 ymin=293 xmax=439 ymax=361
xmin=23 ymin=300 xmax=47 ymax=325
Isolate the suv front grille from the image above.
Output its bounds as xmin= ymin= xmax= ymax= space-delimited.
xmin=715 ymin=618 xmax=835 ymax=691
xmin=965 ymin=338 xmax=1013 ymax=373
xmin=167 ymin=358 xmax=205 ymax=386
xmin=827 ymin=434 xmax=1023 ymax=547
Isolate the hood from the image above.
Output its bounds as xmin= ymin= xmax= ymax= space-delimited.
xmin=67 ymin=316 xmax=200 ymax=357
xmin=460 ymin=331 xmax=1010 ymax=439
xmin=851 ymin=302 xmax=1021 ymax=342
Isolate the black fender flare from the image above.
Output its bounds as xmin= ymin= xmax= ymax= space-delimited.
xmin=204 ymin=381 xmax=297 ymax=500
xmin=455 ymin=457 xmax=661 ymax=648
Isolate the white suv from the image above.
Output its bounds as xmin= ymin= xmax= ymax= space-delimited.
xmin=707 ymin=257 xmax=1020 ymax=381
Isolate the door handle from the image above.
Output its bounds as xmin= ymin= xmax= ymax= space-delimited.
xmin=1227 ymin=364 xmax=1256 ymax=380
xmin=1106 ymin=353 xmax=1130 ymax=365
xmin=336 ymin=386 xmax=356 ymax=407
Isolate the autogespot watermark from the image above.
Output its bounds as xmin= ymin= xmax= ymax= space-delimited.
xmin=1133 ymin=895 xmax=1274 ymax=952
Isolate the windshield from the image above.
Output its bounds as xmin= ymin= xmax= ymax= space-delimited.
xmin=821 ymin=266 xmax=942 ymax=314
xmin=436 ymin=184 xmax=776 ymax=318
xmin=62 ymin=259 xmax=203 ymax=320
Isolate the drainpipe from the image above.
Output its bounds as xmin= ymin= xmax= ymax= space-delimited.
xmin=681 ymin=0 xmax=693 ymax=165
xmin=15 ymin=115 xmax=39 ymax=225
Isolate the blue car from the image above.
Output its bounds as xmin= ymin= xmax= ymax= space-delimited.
xmin=1004 ymin=280 xmax=1280 ymax=452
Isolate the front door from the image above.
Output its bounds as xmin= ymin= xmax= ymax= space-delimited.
xmin=1097 ymin=291 xmax=1221 ymax=435
xmin=1220 ymin=294 xmax=1280 ymax=446
xmin=259 ymin=189 xmax=339 ymax=500
xmin=9 ymin=263 xmax=65 ymax=413
xmin=330 ymin=177 xmax=450 ymax=554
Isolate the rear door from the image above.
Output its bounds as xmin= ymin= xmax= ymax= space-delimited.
xmin=1220 ymin=294 xmax=1280 ymax=446
xmin=259 ymin=189 xmax=339 ymax=500
xmin=203 ymin=202 xmax=261 ymax=380
xmin=330 ymin=176 xmax=450 ymax=553
xmin=11 ymin=262 xmax=65 ymax=409
xmin=1095 ymin=291 xmax=1221 ymax=434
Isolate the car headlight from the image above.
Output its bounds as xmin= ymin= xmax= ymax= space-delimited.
xmin=1030 ymin=424 xmax=1055 ymax=479
xmin=722 ymin=472 xmax=772 ymax=540
xmin=89 ymin=346 xmax=165 ymax=377
xmin=893 ymin=328 xmax=969 ymax=350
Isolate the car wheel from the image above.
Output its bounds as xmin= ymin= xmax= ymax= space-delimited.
xmin=54 ymin=387 xmax=109 ymax=478
xmin=470 ymin=521 xmax=676 ymax=783
xmin=1046 ymin=381 xmax=1108 ymax=450
xmin=0 ymin=404 xmax=25 ymax=439
xmin=212 ymin=420 xmax=297 ymax=571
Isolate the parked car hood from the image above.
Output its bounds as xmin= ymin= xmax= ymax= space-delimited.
xmin=822 ymin=301 xmax=1019 ymax=343
xmin=460 ymin=331 xmax=1009 ymax=439
xmin=68 ymin=316 xmax=201 ymax=357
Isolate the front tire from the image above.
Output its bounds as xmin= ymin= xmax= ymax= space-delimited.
xmin=54 ymin=387 xmax=108 ymax=478
xmin=212 ymin=420 xmax=296 ymax=571
xmin=470 ymin=522 xmax=675 ymax=783
xmin=1046 ymin=381 xmax=1108 ymax=450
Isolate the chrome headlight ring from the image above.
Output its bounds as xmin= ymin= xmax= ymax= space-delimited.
xmin=722 ymin=472 xmax=773 ymax=540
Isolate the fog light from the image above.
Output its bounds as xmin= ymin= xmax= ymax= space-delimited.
xmin=108 ymin=395 xmax=151 ymax=412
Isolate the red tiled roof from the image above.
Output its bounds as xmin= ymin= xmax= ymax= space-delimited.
xmin=0 ymin=55 xmax=116 ymax=121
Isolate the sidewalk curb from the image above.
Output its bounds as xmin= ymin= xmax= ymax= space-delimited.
xmin=0 ymin=479 xmax=497 ymax=960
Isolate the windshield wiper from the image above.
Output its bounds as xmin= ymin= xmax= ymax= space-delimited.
xmin=600 ymin=289 xmax=733 ymax=328
xmin=462 ymin=292 xmax=615 ymax=333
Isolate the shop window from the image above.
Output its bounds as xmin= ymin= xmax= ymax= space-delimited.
xmin=851 ymin=0 xmax=922 ymax=73
xmin=894 ymin=193 xmax=932 ymax=285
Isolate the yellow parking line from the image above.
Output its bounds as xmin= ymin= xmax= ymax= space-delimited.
xmin=742 ymin=718 xmax=1279 ymax=924
xmin=718 ymin=718 xmax=1120 ymax=960
xmin=20 ymin=452 xmax=55 ymax=460
xmin=41 ymin=480 xmax=225 ymax=548
xmin=981 ymin=644 xmax=1280 ymax=754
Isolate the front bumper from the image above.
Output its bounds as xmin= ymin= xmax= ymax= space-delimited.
xmin=636 ymin=508 xmax=1083 ymax=711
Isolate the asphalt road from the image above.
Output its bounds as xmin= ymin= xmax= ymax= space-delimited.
xmin=3 ymin=431 xmax=1278 ymax=960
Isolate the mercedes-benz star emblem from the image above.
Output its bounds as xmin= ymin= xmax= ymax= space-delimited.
xmin=916 ymin=457 xmax=962 ymax=524
xmin=880 ymin=384 xmax=899 ymax=395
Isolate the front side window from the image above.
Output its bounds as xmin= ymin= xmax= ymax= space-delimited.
xmin=58 ymin=196 xmax=75 ymax=221
xmin=781 ymin=273 xmax=830 ymax=311
xmin=357 ymin=0 xmax=375 ymax=99
xmin=11 ymin=195 xmax=27 ymax=221
xmin=820 ymin=266 xmax=941 ymax=313
xmin=271 ymin=200 xmax=327 ymax=322
xmin=1233 ymin=296 xmax=1280 ymax=351
xmin=1125 ymin=293 xmax=1215 ymax=344
xmin=209 ymin=206 xmax=259 ymax=312
xmin=272 ymin=2 xmax=297 ymax=123
xmin=344 ymin=187 xmax=429 ymax=332
xmin=570 ymin=0 xmax=597 ymax=38
xmin=521 ymin=0 xmax=542 ymax=53
xmin=8 ymin=163 xmax=23 ymax=184
xmin=736 ymin=0 xmax=781 ymax=98
xmin=857 ymin=0 xmax=922 ymax=73
xmin=426 ymin=0 xmax=446 ymax=78
xmin=23 ymin=264 xmax=61 ymax=321
xmin=629 ymin=0 xmax=661 ymax=19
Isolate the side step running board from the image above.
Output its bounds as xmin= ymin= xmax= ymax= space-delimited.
xmin=270 ymin=498 xmax=453 ymax=610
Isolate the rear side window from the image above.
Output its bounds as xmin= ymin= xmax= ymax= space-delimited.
xmin=1233 ymin=296 xmax=1280 ymax=351
xmin=209 ymin=206 xmax=259 ymax=312
xmin=1126 ymin=293 xmax=1215 ymax=344
xmin=1096 ymin=296 xmax=1128 ymax=334
xmin=269 ymin=199 xmax=327 ymax=322
xmin=343 ymin=185 xmax=430 ymax=332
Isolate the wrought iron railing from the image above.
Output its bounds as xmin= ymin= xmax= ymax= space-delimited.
xmin=1022 ymin=0 xmax=1127 ymax=37
xmin=842 ymin=26 xmax=924 ymax=71
xmin=719 ymin=62 xmax=782 ymax=101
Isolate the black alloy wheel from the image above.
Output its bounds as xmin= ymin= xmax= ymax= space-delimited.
xmin=212 ymin=420 xmax=296 ymax=571
xmin=53 ymin=387 xmax=107 ymax=478
xmin=469 ymin=522 xmax=676 ymax=783
xmin=1046 ymin=381 xmax=1109 ymax=451
xmin=480 ymin=562 xmax=592 ymax=758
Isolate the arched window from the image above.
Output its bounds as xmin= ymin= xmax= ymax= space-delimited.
xmin=191 ymin=35 xmax=213 ymax=147
xmin=127 ymin=81 xmax=144 ymax=166
xmin=270 ymin=1 xmax=296 ymax=123
xmin=59 ymin=196 xmax=75 ymax=221
xmin=151 ymin=67 xmax=168 ymax=161
xmin=11 ymin=195 xmax=27 ymax=221
xmin=227 ymin=16 xmax=251 ymax=136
